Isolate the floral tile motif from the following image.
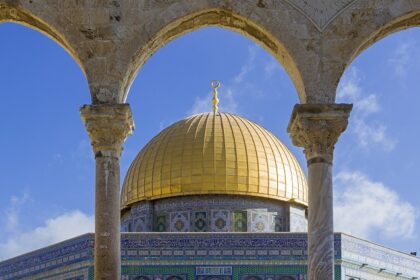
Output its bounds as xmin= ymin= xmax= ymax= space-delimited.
xmin=211 ymin=210 xmax=231 ymax=232
xmin=194 ymin=211 xmax=208 ymax=232
xmin=233 ymin=211 xmax=247 ymax=232
xmin=249 ymin=211 xmax=269 ymax=233
xmin=170 ymin=211 xmax=190 ymax=232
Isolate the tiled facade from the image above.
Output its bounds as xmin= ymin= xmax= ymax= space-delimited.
xmin=121 ymin=195 xmax=307 ymax=233
xmin=1 ymin=233 xmax=419 ymax=280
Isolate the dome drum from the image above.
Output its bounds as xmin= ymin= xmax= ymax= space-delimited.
xmin=121 ymin=195 xmax=307 ymax=233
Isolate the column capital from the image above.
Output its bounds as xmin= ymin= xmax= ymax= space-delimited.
xmin=80 ymin=104 xmax=135 ymax=158
xmin=287 ymin=104 xmax=352 ymax=164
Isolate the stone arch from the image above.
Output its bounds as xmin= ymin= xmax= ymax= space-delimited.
xmin=321 ymin=2 xmax=420 ymax=101
xmin=349 ymin=10 xmax=420 ymax=68
xmin=121 ymin=7 xmax=306 ymax=104
xmin=0 ymin=3 xmax=86 ymax=79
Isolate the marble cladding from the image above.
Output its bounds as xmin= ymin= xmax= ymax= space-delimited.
xmin=121 ymin=195 xmax=307 ymax=233
xmin=288 ymin=205 xmax=307 ymax=232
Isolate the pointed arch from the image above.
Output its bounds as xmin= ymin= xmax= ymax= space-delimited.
xmin=349 ymin=10 xmax=420 ymax=67
xmin=121 ymin=8 xmax=306 ymax=103
xmin=0 ymin=4 xmax=86 ymax=76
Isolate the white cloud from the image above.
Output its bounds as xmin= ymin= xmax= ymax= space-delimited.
xmin=189 ymin=45 xmax=259 ymax=115
xmin=0 ymin=210 xmax=94 ymax=260
xmin=188 ymin=43 xmax=280 ymax=116
xmin=189 ymin=87 xmax=239 ymax=115
xmin=388 ymin=40 xmax=416 ymax=79
xmin=264 ymin=58 xmax=280 ymax=79
xmin=234 ymin=45 xmax=257 ymax=84
xmin=338 ymin=67 xmax=395 ymax=151
xmin=355 ymin=94 xmax=379 ymax=115
xmin=4 ymin=192 xmax=30 ymax=233
xmin=48 ymin=153 xmax=64 ymax=167
xmin=334 ymin=171 xmax=417 ymax=240
xmin=337 ymin=68 xmax=361 ymax=101
xmin=353 ymin=119 xmax=396 ymax=151
xmin=190 ymin=93 xmax=212 ymax=114
xmin=338 ymin=68 xmax=379 ymax=115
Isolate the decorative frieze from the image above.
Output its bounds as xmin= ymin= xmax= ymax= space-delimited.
xmin=2 ymin=233 xmax=420 ymax=279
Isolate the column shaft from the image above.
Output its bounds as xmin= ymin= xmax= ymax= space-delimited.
xmin=95 ymin=155 xmax=121 ymax=279
xmin=81 ymin=104 xmax=134 ymax=280
xmin=307 ymin=162 xmax=334 ymax=279
xmin=288 ymin=103 xmax=352 ymax=280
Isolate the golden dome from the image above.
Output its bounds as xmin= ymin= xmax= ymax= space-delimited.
xmin=121 ymin=112 xmax=307 ymax=209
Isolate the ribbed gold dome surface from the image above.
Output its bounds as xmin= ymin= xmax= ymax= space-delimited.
xmin=121 ymin=112 xmax=307 ymax=209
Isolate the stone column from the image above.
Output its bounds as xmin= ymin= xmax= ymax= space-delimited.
xmin=81 ymin=104 xmax=134 ymax=280
xmin=287 ymin=104 xmax=352 ymax=280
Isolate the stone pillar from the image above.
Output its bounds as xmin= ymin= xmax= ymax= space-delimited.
xmin=288 ymin=104 xmax=352 ymax=280
xmin=81 ymin=104 xmax=134 ymax=280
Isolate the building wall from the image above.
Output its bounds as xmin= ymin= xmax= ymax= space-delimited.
xmin=1 ymin=233 xmax=419 ymax=280
xmin=0 ymin=234 xmax=94 ymax=280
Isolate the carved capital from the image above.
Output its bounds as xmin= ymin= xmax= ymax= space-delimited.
xmin=287 ymin=104 xmax=352 ymax=164
xmin=80 ymin=104 xmax=135 ymax=158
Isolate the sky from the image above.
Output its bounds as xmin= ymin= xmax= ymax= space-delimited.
xmin=0 ymin=23 xmax=419 ymax=260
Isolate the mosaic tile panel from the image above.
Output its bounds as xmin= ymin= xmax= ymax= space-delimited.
xmin=249 ymin=211 xmax=269 ymax=233
xmin=124 ymin=196 xmax=299 ymax=233
xmin=155 ymin=214 xmax=167 ymax=232
xmin=211 ymin=210 xmax=231 ymax=232
xmin=153 ymin=196 xmax=289 ymax=213
xmin=121 ymin=274 xmax=187 ymax=280
xmin=134 ymin=216 xmax=147 ymax=232
xmin=170 ymin=212 xmax=190 ymax=232
xmin=196 ymin=276 xmax=231 ymax=280
xmin=2 ymin=233 xmax=420 ymax=280
xmin=0 ymin=234 xmax=94 ymax=280
xmin=193 ymin=212 xmax=208 ymax=232
xmin=235 ymin=266 xmax=307 ymax=280
xmin=121 ymin=221 xmax=130 ymax=232
xmin=122 ymin=266 xmax=194 ymax=280
xmin=233 ymin=211 xmax=247 ymax=232
xmin=239 ymin=275 xmax=300 ymax=280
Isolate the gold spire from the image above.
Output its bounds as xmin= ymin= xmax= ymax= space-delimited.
xmin=211 ymin=80 xmax=220 ymax=113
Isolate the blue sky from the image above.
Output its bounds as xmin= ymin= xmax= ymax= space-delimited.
xmin=0 ymin=23 xmax=419 ymax=260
